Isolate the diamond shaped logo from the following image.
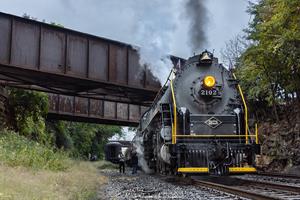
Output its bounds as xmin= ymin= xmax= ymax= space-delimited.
xmin=205 ymin=117 xmax=222 ymax=129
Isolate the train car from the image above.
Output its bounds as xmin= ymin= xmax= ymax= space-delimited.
xmin=134 ymin=51 xmax=261 ymax=175
xmin=104 ymin=141 xmax=132 ymax=165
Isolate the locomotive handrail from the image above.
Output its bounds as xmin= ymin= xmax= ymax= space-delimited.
xmin=176 ymin=134 xmax=257 ymax=137
xmin=255 ymin=123 xmax=258 ymax=144
xmin=232 ymin=73 xmax=249 ymax=144
xmin=151 ymin=69 xmax=174 ymax=107
xmin=170 ymin=78 xmax=177 ymax=144
xmin=139 ymin=69 xmax=175 ymax=129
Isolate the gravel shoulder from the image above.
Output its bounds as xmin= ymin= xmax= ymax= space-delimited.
xmin=98 ymin=168 xmax=247 ymax=200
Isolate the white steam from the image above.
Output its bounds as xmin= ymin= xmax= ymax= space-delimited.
xmin=136 ymin=39 xmax=173 ymax=84
xmin=132 ymin=134 xmax=154 ymax=174
xmin=134 ymin=24 xmax=174 ymax=84
xmin=132 ymin=1 xmax=179 ymax=84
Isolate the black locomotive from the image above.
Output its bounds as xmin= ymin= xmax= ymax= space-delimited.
xmin=133 ymin=51 xmax=260 ymax=175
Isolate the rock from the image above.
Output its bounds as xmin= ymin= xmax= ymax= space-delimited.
xmin=259 ymin=118 xmax=300 ymax=172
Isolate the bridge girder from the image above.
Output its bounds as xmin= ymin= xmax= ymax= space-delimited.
xmin=0 ymin=12 xmax=185 ymax=125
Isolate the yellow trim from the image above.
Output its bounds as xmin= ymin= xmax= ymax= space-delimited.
xmin=170 ymin=79 xmax=177 ymax=144
xmin=176 ymin=134 xmax=256 ymax=138
xmin=178 ymin=167 xmax=209 ymax=173
xmin=229 ymin=167 xmax=257 ymax=173
xmin=255 ymin=123 xmax=258 ymax=144
xmin=233 ymin=73 xmax=248 ymax=144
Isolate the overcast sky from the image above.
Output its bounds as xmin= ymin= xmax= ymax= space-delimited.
xmin=0 ymin=0 xmax=251 ymax=61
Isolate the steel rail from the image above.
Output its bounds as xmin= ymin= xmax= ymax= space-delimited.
xmin=239 ymin=178 xmax=300 ymax=193
xmin=257 ymin=172 xmax=300 ymax=180
xmin=193 ymin=179 xmax=279 ymax=200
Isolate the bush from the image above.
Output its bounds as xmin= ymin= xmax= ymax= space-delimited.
xmin=7 ymin=88 xmax=52 ymax=145
xmin=0 ymin=130 xmax=71 ymax=171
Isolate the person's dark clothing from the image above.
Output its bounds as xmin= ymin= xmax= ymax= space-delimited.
xmin=131 ymin=154 xmax=138 ymax=165
xmin=90 ymin=155 xmax=97 ymax=161
xmin=131 ymin=154 xmax=138 ymax=174
xmin=119 ymin=161 xmax=125 ymax=173
xmin=118 ymin=153 xmax=125 ymax=173
xmin=132 ymin=164 xmax=137 ymax=174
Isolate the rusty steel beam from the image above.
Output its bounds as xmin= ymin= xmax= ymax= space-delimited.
xmin=47 ymin=93 xmax=147 ymax=126
xmin=0 ymin=11 xmax=161 ymax=105
xmin=0 ymin=80 xmax=153 ymax=106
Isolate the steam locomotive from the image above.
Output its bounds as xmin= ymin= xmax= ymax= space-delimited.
xmin=133 ymin=51 xmax=260 ymax=175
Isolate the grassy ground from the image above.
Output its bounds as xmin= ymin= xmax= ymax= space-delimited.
xmin=0 ymin=130 xmax=116 ymax=199
xmin=0 ymin=130 xmax=71 ymax=171
xmin=0 ymin=161 xmax=109 ymax=200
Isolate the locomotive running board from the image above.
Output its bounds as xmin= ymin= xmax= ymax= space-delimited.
xmin=177 ymin=167 xmax=256 ymax=173
xmin=228 ymin=167 xmax=257 ymax=173
xmin=177 ymin=167 xmax=209 ymax=173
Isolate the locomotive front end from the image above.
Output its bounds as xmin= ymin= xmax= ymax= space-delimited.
xmin=135 ymin=51 xmax=260 ymax=176
xmin=168 ymin=51 xmax=261 ymax=175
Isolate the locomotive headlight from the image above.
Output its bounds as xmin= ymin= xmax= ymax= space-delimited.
xmin=203 ymin=75 xmax=216 ymax=88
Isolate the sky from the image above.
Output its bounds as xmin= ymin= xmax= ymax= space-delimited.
xmin=0 ymin=0 xmax=252 ymax=140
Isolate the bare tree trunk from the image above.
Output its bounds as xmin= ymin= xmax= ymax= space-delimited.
xmin=272 ymin=102 xmax=279 ymax=122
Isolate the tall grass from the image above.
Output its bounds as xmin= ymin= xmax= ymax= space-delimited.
xmin=0 ymin=161 xmax=108 ymax=200
xmin=0 ymin=130 xmax=71 ymax=171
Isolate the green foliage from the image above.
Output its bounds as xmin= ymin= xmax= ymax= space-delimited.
xmin=50 ymin=22 xmax=64 ymax=28
xmin=7 ymin=88 xmax=52 ymax=144
xmin=236 ymin=0 xmax=300 ymax=120
xmin=47 ymin=121 xmax=73 ymax=150
xmin=46 ymin=121 xmax=123 ymax=160
xmin=68 ymin=122 xmax=122 ymax=159
xmin=0 ymin=130 xmax=71 ymax=171
xmin=23 ymin=13 xmax=64 ymax=27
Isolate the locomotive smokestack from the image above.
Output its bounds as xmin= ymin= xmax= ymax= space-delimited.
xmin=184 ymin=0 xmax=209 ymax=53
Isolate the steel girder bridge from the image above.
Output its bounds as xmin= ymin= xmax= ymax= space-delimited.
xmin=0 ymin=12 xmax=184 ymax=126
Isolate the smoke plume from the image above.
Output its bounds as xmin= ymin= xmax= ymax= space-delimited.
xmin=132 ymin=134 xmax=154 ymax=174
xmin=133 ymin=1 xmax=177 ymax=84
xmin=184 ymin=0 xmax=208 ymax=53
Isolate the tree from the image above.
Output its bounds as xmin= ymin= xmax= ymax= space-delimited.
xmin=67 ymin=122 xmax=123 ymax=159
xmin=236 ymin=0 xmax=300 ymax=121
xmin=46 ymin=120 xmax=123 ymax=159
xmin=220 ymin=34 xmax=250 ymax=68
xmin=7 ymin=88 xmax=51 ymax=144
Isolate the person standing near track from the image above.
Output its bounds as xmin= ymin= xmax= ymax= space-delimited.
xmin=118 ymin=152 xmax=125 ymax=173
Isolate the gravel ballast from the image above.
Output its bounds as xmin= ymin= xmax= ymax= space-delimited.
xmin=99 ymin=169 xmax=247 ymax=199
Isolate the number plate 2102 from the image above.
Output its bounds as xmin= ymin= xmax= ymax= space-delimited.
xmin=200 ymin=89 xmax=218 ymax=96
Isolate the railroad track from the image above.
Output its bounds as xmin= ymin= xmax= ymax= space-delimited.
xmin=235 ymin=173 xmax=300 ymax=188
xmin=192 ymin=176 xmax=300 ymax=200
xmin=257 ymin=172 xmax=300 ymax=180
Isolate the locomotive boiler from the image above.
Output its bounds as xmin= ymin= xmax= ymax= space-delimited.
xmin=133 ymin=51 xmax=260 ymax=175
